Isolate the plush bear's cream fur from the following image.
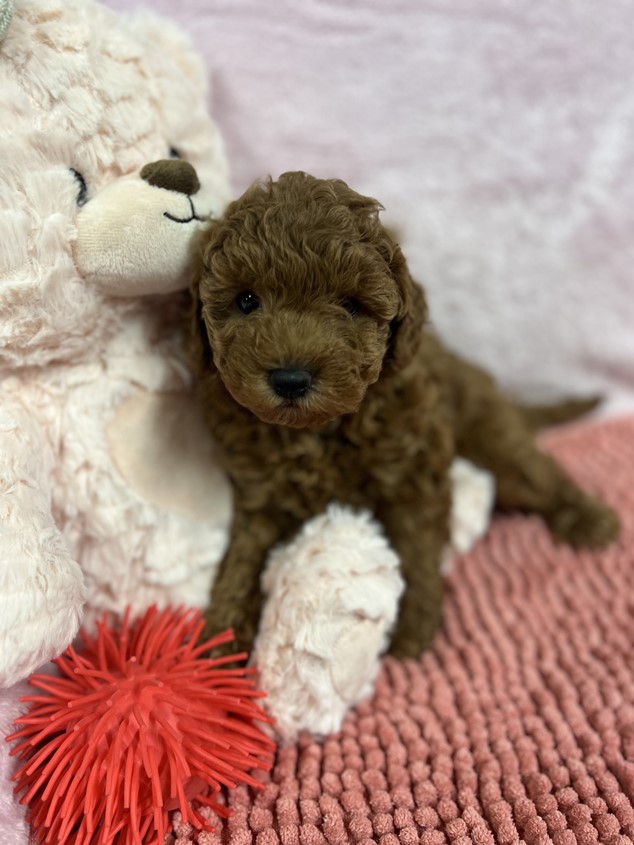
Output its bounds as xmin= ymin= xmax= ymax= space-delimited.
xmin=0 ymin=0 xmax=232 ymax=687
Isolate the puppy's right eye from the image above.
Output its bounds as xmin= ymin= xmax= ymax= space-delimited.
xmin=236 ymin=290 xmax=260 ymax=315
xmin=341 ymin=297 xmax=361 ymax=317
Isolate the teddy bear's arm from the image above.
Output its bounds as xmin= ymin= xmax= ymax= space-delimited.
xmin=0 ymin=397 xmax=86 ymax=687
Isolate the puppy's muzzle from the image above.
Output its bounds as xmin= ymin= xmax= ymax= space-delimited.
xmin=268 ymin=367 xmax=313 ymax=400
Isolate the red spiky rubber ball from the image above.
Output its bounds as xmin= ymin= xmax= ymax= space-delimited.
xmin=8 ymin=606 xmax=275 ymax=845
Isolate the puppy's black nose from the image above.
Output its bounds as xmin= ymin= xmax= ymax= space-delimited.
xmin=268 ymin=367 xmax=313 ymax=400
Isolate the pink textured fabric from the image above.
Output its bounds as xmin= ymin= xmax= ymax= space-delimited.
xmin=170 ymin=415 xmax=634 ymax=844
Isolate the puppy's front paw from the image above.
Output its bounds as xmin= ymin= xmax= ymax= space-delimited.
xmin=203 ymin=608 xmax=257 ymax=659
xmin=388 ymin=636 xmax=424 ymax=659
xmin=388 ymin=619 xmax=437 ymax=659
xmin=548 ymin=496 xmax=619 ymax=549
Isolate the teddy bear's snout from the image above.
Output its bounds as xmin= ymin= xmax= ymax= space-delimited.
xmin=75 ymin=158 xmax=208 ymax=297
xmin=140 ymin=159 xmax=200 ymax=196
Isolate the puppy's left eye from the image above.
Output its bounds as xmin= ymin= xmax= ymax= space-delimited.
xmin=341 ymin=297 xmax=361 ymax=317
xmin=236 ymin=290 xmax=260 ymax=315
xmin=169 ymin=147 xmax=181 ymax=159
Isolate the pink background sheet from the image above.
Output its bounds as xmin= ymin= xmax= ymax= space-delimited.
xmin=104 ymin=0 xmax=634 ymax=413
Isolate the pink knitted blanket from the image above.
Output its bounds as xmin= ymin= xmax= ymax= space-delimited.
xmin=171 ymin=416 xmax=634 ymax=845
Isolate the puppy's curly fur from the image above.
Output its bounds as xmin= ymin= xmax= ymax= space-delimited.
xmin=190 ymin=171 xmax=619 ymax=658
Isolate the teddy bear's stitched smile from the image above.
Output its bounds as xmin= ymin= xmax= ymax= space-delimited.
xmin=164 ymin=196 xmax=205 ymax=224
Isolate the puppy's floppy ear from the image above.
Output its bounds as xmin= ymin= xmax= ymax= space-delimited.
xmin=383 ymin=242 xmax=428 ymax=374
xmin=187 ymin=244 xmax=216 ymax=377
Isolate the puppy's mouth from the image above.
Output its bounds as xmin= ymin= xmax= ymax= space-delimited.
xmin=257 ymin=391 xmax=366 ymax=429
xmin=255 ymin=400 xmax=338 ymax=430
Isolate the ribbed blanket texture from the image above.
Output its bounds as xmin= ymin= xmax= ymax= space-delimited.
xmin=170 ymin=416 xmax=634 ymax=845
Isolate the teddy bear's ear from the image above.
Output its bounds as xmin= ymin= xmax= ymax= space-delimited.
xmin=382 ymin=243 xmax=428 ymax=375
xmin=0 ymin=0 xmax=14 ymax=41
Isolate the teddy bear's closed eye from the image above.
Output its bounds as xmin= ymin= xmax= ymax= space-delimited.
xmin=70 ymin=168 xmax=88 ymax=207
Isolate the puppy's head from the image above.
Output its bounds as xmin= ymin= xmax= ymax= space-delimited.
xmin=191 ymin=171 xmax=427 ymax=428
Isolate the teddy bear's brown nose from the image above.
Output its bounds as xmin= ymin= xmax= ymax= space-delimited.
xmin=140 ymin=160 xmax=200 ymax=196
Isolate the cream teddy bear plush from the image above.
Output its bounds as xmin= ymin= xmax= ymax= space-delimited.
xmin=0 ymin=0 xmax=494 ymax=789
xmin=0 ymin=0 xmax=234 ymax=691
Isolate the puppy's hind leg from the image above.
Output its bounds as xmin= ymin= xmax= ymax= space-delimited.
xmin=458 ymin=402 xmax=619 ymax=549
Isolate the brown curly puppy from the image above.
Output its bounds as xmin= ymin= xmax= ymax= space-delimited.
xmin=189 ymin=171 xmax=619 ymax=658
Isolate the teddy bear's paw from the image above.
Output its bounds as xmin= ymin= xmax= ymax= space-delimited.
xmin=0 ymin=557 xmax=86 ymax=688
xmin=255 ymin=504 xmax=403 ymax=741
xmin=331 ymin=619 xmax=385 ymax=702
xmin=258 ymin=615 xmax=386 ymax=743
